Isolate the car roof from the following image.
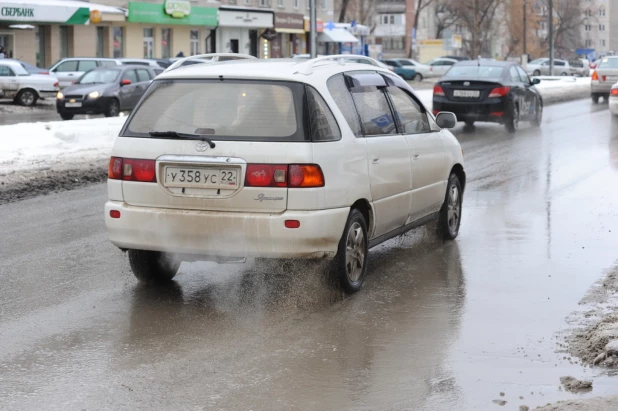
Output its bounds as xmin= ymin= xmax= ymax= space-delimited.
xmin=157 ymin=58 xmax=393 ymax=83
xmin=454 ymin=60 xmax=512 ymax=67
xmin=0 ymin=60 xmax=20 ymax=67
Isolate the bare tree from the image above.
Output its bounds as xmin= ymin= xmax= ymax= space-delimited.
xmin=434 ymin=0 xmax=458 ymax=39
xmin=338 ymin=0 xmax=376 ymax=27
xmin=447 ymin=0 xmax=504 ymax=58
xmin=551 ymin=0 xmax=587 ymax=57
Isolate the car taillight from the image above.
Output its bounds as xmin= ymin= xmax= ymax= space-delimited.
xmin=244 ymin=164 xmax=325 ymax=188
xmin=108 ymin=157 xmax=157 ymax=182
xmin=611 ymin=89 xmax=618 ymax=96
xmin=433 ymin=85 xmax=445 ymax=96
xmin=53 ymin=81 xmax=59 ymax=87
xmin=592 ymin=71 xmax=598 ymax=80
xmin=488 ymin=86 xmax=511 ymax=98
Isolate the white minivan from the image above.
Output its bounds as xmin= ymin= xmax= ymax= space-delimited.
xmin=105 ymin=54 xmax=465 ymax=293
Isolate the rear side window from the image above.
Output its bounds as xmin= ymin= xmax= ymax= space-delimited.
xmin=55 ymin=61 xmax=78 ymax=72
xmin=351 ymin=86 xmax=397 ymax=136
xmin=123 ymin=80 xmax=306 ymax=141
xmin=326 ymin=74 xmax=361 ymax=136
xmin=79 ymin=60 xmax=98 ymax=72
xmin=306 ymin=86 xmax=341 ymax=141
xmin=509 ymin=66 xmax=520 ymax=82
xmin=99 ymin=60 xmax=118 ymax=68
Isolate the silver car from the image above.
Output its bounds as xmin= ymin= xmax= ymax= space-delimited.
xmin=526 ymin=58 xmax=570 ymax=76
xmin=591 ymin=56 xmax=618 ymax=103
xmin=49 ymin=58 xmax=122 ymax=88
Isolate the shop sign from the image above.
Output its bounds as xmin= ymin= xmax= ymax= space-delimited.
xmin=303 ymin=18 xmax=323 ymax=33
xmin=0 ymin=3 xmax=90 ymax=24
xmin=418 ymin=39 xmax=444 ymax=47
xmin=165 ymin=0 xmax=190 ymax=18
xmin=275 ymin=12 xmax=303 ymax=30
xmin=218 ymin=10 xmax=273 ymax=28
xmin=90 ymin=10 xmax=102 ymax=24
xmin=128 ymin=2 xmax=217 ymax=26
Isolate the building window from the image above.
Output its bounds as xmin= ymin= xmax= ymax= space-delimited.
xmin=190 ymin=30 xmax=200 ymax=55
xmin=259 ymin=0 xmax=269 ymax=6
xmin=584 ymin=24 xmax=591 ymax=31
xmin=294 ymin=0 xmax=299 ymax=8
xmin=59 ymin=26 xmax=69 ymax=58
xmin=245 ymin=0 xmax=251 ymax=5
xmin=112 ymin=27 xmax=124 ymax=58
xmin=540 ymin=21 xmax=546 ymax=30
xmin=601 ymin=39 xmax=606 ymax=47
xmin=143 ymin=28 xmax=154 ymax=58
xmin=161 ymin=28 xmax=172 ymax=59
xmin=321 ymin=0 xmax=327 ymax=10
xmin=599 ymin=24 xmax=605 ymax=31
xmin=599 ymin=8 xmax=606 ymax=16
xmin=96 ymin=27 xmax=105 ymax=58
xmin=390 ymin=15 xmax=395 ymax=24
xmin=278 ymin=0 xmax=283 ymax=7
xmin=585 ymin=39 xmax=592 ymax=47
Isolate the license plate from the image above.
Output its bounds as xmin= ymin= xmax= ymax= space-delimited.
xmin=65 ymin=102 xmax=82 ymax=108
xmin=607 ymin=76 xmax=618 ymax=82
xmin=164 ymin=167 xmax=239 ymax=189
xmin=453 ymin=90 xmax=480 ymax=98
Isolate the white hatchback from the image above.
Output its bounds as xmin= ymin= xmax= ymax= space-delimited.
xmin=105 ymin=54 xmax=465 ymax=292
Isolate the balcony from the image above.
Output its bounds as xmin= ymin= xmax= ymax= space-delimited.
xmin=376 ymin=1 xmax=405 ymax=13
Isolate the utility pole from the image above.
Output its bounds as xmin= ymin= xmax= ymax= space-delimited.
xmin=548 ymin=0 xmax=554 ymax=74
xmin=523 ymin=0 xmax=527 ymax=55
xmin=310 ymin=0 xmax=317 ymax=58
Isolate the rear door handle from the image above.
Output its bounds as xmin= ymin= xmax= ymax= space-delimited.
xmin=413 ymin=154 xmax=420 ymax=159
xmin=372 ymin=157 xmax=379 ymax=164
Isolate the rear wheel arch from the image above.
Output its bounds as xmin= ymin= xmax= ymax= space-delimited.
xmin=351 ymin=199 xmax=374 ymax=239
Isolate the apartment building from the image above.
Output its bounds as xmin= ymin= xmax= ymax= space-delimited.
xmin=581 ymin=0 xmax=616 ymax=56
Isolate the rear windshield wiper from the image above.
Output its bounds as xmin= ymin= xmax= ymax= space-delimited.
xmin=148 ymin=131 xmax=216 ymax=148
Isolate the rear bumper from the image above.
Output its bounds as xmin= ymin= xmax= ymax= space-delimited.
xmin=591 ymin=81 xmax=613 ymax=94
xmin=105 ymin=201 xmax=349 ymax=259
xmin=433 ymin=97 xmax=509 ymax=123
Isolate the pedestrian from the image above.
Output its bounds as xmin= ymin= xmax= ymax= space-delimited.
xmin=0 ymin=47 xmax=5 ymax=59
xmin=176 ymin=51 xmax=185 ymax=58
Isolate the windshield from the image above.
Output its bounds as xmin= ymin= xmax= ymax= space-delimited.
xmin=598 ymin=58 xmax=618 ymax=68
xmin=78 ymin=69 xmax=120 ymax=84
xmin=124 ymin=79 xmax=306 ymax=141
xmin=444 ymin=65 xmax=505 ymax=80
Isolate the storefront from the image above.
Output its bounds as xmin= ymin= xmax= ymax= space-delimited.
xmin=318 ymin=22 xmax=369 ymax=56
xmin=272 ymin=12 xmax=304 ymax=58
xmin=0 ymin=0 xmax=125 ymax=67
xmin=217 ymin=7 xmax=273 ymax=58
xmin=126 ymin=1 xmax=218 ymax=59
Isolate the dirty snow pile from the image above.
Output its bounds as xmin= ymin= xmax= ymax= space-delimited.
xmin=0 ymin=116 xmax=126 ymax=176
xmin=565 ymin=264 xmax=618 ymax=368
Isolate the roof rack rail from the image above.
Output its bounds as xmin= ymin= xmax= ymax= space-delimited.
xmin=164 ymin=53 xmax=257 ymax=73
xmin=295 ymin=55 xmax=383 ymax=75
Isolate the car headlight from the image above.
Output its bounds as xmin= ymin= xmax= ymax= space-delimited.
xmin=88 ymin=91 xmax=100 ymax=99
xmin=56 ymin=91 xmax=64 ymax=100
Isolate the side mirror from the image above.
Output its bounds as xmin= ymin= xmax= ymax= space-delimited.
xmin=120 ymin=79 xmax=131 ymax=86
xmin=532 ymin=78 xmax=541 ymax=85
xmin=435 ymin=112 xmax=457 ymax=129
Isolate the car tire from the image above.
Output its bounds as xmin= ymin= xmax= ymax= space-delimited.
xmin=532 ymin=98 xmax=543 ymax=127
xmin=15 ymin=89 xmax=37 ymax=107
xmin=505 ymin=104 xmax=519 ymax=133
xmin=60 ymin=113 xmax=74 ymax=121
xmin=533 ymin=70 xmax=541 ymax=76
xmin=438 ymin=173 xmax=463 ymax=240
xmin=128 ymin=249 xmax=180 ymax=285
xmin=331 ymin=209 xmax=369 ymax=293
xmin=592 ymin=94 xmax=600 ymax=104
xmin=104 ymin=98 xmax=120 ymax=117
xmin=560 ymin=72 xmax=567 ymax=76
xmin=603 ymin=94 xmax=610 ymax=102
xmin=414 ymin=73 xmax=423 ymax=82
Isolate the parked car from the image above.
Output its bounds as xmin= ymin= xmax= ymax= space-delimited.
xmin=591 ymin=56 xmax=618 ymax=103
xmin=441 ymin=55 xmax=470 ymax=61
xmin=433 ymin=60 xmax=543 ymax=133
xmin=569 ymin=58 xmax=590 ymax=76
xmin=526 ymin=58 xmax=570 ymax=76
xmin=381 ymin=59 xmax=417 ymax=80
xmin=119 ymin=58 xmax=169 ymax=69
xmin=56 ymin=65 xmax=156 ymax=120
xmin=0 ymin=60 xmax=59 ymax=106
xmin=49 ymin=58 xmax=122 ymax=88
xmin=426 ymin=58 xmax=458 ymax=77
xmin=5 ymin=59 xmax=52 ymax=75
xmin=608 ymin=82 xmax=618 ymax=116
xmin=388 ymin=58 xmax=432 ymax=81
xmin=105 ymin=54 xmax=465 ymax=293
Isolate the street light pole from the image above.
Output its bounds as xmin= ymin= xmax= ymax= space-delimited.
xmin=310 ymin=0 xmax=317 ymax=58
xmin=548 ymin=0 xmax=554 ymax=74
xmin=523 ymin=0 xmax=527 ymax=55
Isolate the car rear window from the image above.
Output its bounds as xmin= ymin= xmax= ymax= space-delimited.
xmin=599 ymin=58 xmax=618 ymax=68
xmin=444 ymin=65 xmax=505 ymax=80
xmin=123 ymin=79 xmax=308 ymax=141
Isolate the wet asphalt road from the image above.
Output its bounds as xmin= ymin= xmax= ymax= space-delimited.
xmin=2 ymin=99 xmax=618 ymax=410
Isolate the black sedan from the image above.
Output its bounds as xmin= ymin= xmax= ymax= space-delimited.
xmin=432 ymin=60 xmax=543 ymax=133
xmin=56 ymin=65 xmax=156 ymax=120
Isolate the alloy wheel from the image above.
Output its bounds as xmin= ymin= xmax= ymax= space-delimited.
xmin=345 ymin=222 xmax=366 ymax=283
xmin=447 ymin=183 xmax=461 ymax=236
